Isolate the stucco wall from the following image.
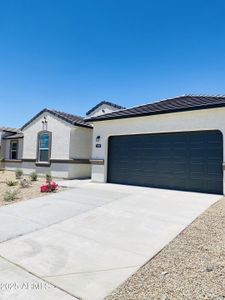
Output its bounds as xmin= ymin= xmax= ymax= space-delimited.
xmin=3 ymin=138 xmax=23 ymax=160
xmin=69 ymin=126 xmax=93 ymax=158
xmin=15 ymin=161 xmax=91 ymax=179
xmin=87 ymin=104 xmax=122 ymax=118
xmin=4 ymin=112 xmax=92 ymax=178
xmin=4 ymin=161 xmax=22 ymax=171
xmin=20 ymin=161 xmax=69 ymax=178
xmin=91 ymin=107 xmax=225 ymax=193
xmin=5 ymin=161 xmax=68 ymax=178
xmin=2 ymin=111 xmax=92 ymax=178
xmin=22 ymin=112 xmax=72 ymax=160
xmin=68 ymin=163 xmax=91 ymax=178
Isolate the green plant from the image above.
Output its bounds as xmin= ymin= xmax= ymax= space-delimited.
xmin=6 ymin=180 xmax=18 ymax=187
xmin=45 ymin=172 xmax=52 ymax=183
xmin=20 ymin=178 xmax=31 ymax=188
xmin=15 ymin=169 xmax=23 ymax=179
xmin=29 ymin=172 xmax=38 ymax=181
xmin=3 ymin=189 xmax=18 ymax=202
xmin=0 ymin=156 xmax=5 ymax=172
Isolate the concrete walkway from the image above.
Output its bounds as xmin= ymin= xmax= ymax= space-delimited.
xmin=0 ymin=183 xmax=221 ymax=300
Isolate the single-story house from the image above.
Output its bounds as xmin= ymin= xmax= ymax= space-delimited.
xmin=0 ymin=127 xmax=23 ymax=164
xmin=2 ymin=95 xmax=225 ymax=195
xmin=88 ymin=95 xmax=225 ymax=195
xmin=0 ymin=101 xmax=125 ymax=178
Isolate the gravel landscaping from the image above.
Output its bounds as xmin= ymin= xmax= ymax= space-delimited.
xmin=106 ymin=198 xmax=225 ymax=300
xmin=0 ymin=170 xmax=65 ymax=206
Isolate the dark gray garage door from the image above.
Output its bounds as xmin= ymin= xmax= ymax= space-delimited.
xmin=107 ymin=130 xmax=223 ymax=194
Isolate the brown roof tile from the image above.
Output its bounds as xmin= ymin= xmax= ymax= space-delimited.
xmin=87 ymin=95 xmax=225 ymax=121
xmin=21 ymin=108 xmax=92 ymax=130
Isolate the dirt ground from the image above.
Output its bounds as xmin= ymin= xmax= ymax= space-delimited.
xmin=0 ymin=170 xmax=65 ymax=206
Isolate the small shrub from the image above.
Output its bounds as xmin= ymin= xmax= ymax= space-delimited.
xmin=4 ymin=189 xmax=18 ymax=202
xmin=15 ymin=169 xmax=23 ymax=179
xmin=30 ymin=172 xmax=38 ymax=181
xmin=6 ymin=180 xmax=18 ymax=187
xmin=20 ymin=178 xmax=31 ymax=188
xmin=45 ymin=172 xmax=52 ymax=183
xmin=0 ymin=156 xmax=4 ymax=172
xmin=40 ymin=181 xmax=58 ymax=193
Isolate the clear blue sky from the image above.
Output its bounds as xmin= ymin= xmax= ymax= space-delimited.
xmin=1 ymin=0 xmax=225 ymax=127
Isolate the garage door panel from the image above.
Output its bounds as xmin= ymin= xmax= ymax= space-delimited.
xmin=107 ymin=130 xmax=223 ymax=194
xmin=172 ymin=149 xmax=187 ymax=157
xmin=173 ymin=165 xmax=186 ymax=174
xmin=207 ymin=149 xmax=222 ymax=159
xmin=207 ymin=162 xmax=222 ymax=171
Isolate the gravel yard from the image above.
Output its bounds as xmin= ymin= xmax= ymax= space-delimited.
xmin=0 ymin=170 xmax=65 ymax=206
xmin=106 ymin=198 xmax=225 ymax=300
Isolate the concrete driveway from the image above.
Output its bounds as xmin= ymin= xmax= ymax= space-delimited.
xmin=0 ymin=182 xmax=221 ymax=300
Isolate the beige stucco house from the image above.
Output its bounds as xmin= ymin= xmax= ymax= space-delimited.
xmin=88 ymin=95 xmax=225 ymax=195
xmin=2 ymin=95 xmax=225 ymax=195
xmin=1 ymin=101 xmax=125 ymax=178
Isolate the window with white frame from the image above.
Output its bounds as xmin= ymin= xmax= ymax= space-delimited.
xmin=37 ymin=132 xmax=51 ymax=162
xmin=10 ymin=140 xmax=18 ymax=160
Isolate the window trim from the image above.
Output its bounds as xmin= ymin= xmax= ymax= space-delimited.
xmin=37 ymin=131 xmax=52 ymax=163
xmin=10 ymin=140 xmax=19 ymax=160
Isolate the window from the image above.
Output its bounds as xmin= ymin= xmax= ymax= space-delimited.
xmin=10 ymin=140 xmax=18 ymax=160
xmin=38 ymin=132 xmax=51 ymax=162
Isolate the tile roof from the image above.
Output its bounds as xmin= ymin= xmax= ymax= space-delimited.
xmin=87 ymin=95 xmax=225 ymax=121
xmin=86 ymin=101 xmax=126 ymax=116
xmin=50 ymin=109 xmax=92 ymax=128
xmin=21 ymin=108 xmax=92 ymax=130
xmin=0 ymin=127 xmax=20 ymax=133
xmin=3 ymin=132 xmax=24 ymax=139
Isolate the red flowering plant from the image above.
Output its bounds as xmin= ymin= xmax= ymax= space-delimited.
xmin=40 ymin=174 xmax=58 ymax=193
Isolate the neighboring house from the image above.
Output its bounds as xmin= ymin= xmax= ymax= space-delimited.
xmin=88 ymin=95 xmax=225 ymax=195
xmin=1 ymin=101 xmax=124 ymax=179
xmin=0 ymin=127 xmax=22 ymax=160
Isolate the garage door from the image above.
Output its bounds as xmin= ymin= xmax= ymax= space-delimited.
xmin=107 ymin=130 xmax=223 ymax=194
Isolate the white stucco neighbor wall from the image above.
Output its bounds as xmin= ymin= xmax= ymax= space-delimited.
xmin=87 ymin=104 xmax=123 ymax=118
xmin=91 ymin=107 xmax=225 ymax=193
xmin=22 ymin=112 xmax=72 ymax=160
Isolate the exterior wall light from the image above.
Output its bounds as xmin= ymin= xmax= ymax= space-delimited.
xmin=96 ymin=136 xmax=101 ymax=142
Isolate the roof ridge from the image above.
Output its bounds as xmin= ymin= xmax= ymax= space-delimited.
xmin=50 ymin=109 xmax=85 ymax=120
xmin=86 ymin=100 xmax=126 ymax=115
xmin=91 ymin=94 xmax=225 ymax=115
xmin=88 ymin=95 xmax=225 ymax=122
xmin=86 ymin=95 xmax=186 ymax=117
xmin=184 ymin=93 xmax=225 ymax=97
xmin=21 ymin=108 xmax=92 ymax=130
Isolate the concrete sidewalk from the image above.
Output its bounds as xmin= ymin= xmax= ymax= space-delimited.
xmin=0 ymin=183 xmax=221 ymax=300
xmin=0 ymin=257 xmax=77 ymax=299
